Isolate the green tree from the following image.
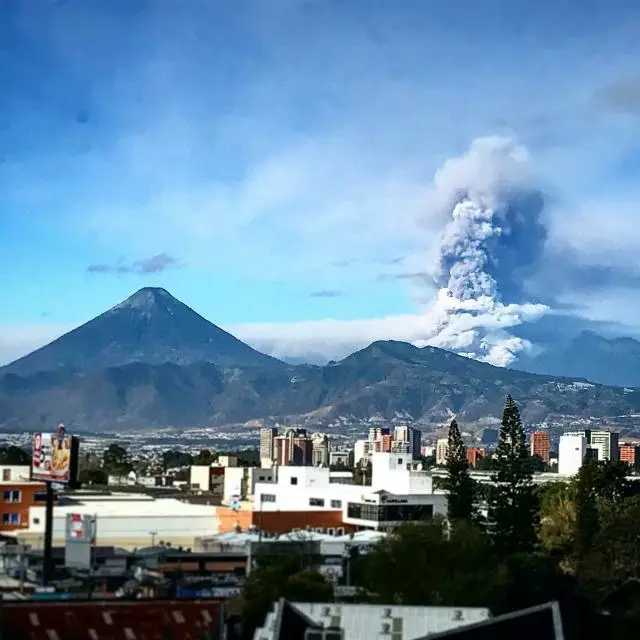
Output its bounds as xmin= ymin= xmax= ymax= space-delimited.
xmin=162 ymin=450 xmax=194 ymax=471
xmin=572 ymin=460 xmax=601 ymax=563
xmin=102 ymin=444 xmax=132 ymax=476
xmin=537 ymin=482 xmax=576 ymax=560
xmin=240 ymin=553 xmax=332 ymax=640
xmin=488 ymin=395 xmax=539 ymax=554
xmin=0 ymin=445 xmax=30 ymax=465
xmin=359 ymin=519 xmax=508 ymax=608
xmin=193 ymin=449 xmax=216 ymax=465
xmin=78 ymin=468 xmax=108 ymax=486
xmin=443 ymin=419 xmax=476 ymax=523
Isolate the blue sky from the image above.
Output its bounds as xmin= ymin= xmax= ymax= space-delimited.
xmin=2 ymin=0 xmax=640 ymax=364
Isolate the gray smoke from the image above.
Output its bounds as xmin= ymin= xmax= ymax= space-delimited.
xmin=421 ymin=137 xmax=550 ymax=366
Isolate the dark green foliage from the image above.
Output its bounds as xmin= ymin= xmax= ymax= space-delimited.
xmin=162 ymin=449 xmax=194 ymax=470
xmin=78 ymin=468 xmax=108 ymax=486
xmin=359 ymin=520 xmax=508 ymax=608
xmin=443 ymin=419 xmax=476 ymax=523
xmin=102 ymin=443 xmax=132 ymax=475
xmin=240 ymin=553 xmax=332 ymax=640
xmin=489 ymin=395 xmax=539 ymax=554
xmin=573 ymin=460 xmax=601 ymax=561
xmin=0 ymin=445 xmax=30 ymax=465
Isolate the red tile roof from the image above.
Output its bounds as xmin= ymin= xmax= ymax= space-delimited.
xmin=1 ymin=599 xmax=222 ymax=639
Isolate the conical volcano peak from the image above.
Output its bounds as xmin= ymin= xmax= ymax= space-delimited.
xmin=111 ymin=287 xmax=175 ymax=312
xmin=1 ymin=287 xmax=285 ymax=376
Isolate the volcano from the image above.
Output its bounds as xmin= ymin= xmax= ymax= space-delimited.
xmin=1 ymin=287 xmax=284 ymax=376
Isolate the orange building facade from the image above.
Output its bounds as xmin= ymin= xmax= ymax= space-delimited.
xmin=215 ymin=505 xmax=357 ymax=535
xmin=620 ymin=444 xmax=639 ymax=465
xmin=0 ymin=482 xmax=47 ymax=532
xmin=530 ymin=431 xmax=551 ymax=463
xmin=466 ymin=447 xmax=485 ymax=468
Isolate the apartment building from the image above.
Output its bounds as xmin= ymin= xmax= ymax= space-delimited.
xmin=259 ymin=427 xmax=278 ymax=465
xmin=0 ymin=466 xmax=47 ymax=533
xmin=466 ymin=447 xmax=485 ymax=468
xmin=530 ymin=431 xmax=551 ymax=463
xmin=619 ymin=443 xmax=640 ymax=465
xmin=435 ymin=439 xmax=449 ymax=466
xmin=590 ymin=430 xmax=619 ymax=462
xmin=274 ymin=429 xmax=313 ymax=466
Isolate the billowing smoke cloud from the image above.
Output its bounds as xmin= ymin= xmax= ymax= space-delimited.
xmin=420 ymin=136 xmax=550 ymax=365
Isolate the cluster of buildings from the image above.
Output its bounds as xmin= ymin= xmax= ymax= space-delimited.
xmin=259 ymin=425 xmax=423 ymax=469
xmin=259 ymin=428 xmax=336 ymax=467
xmin=557 ymin=429 xmax=632 ymax=475
xmin=353 ymin=426 xmax=422 ymax=465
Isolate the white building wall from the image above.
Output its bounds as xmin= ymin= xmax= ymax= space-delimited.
xmin=0 ymin=466 xmax=31 ymax=482
xmin=371 ymin=452 xmax=434 ymax=494
xmin=224 ymin=467 xmax=245 ymax=503
xmin=558 ymin=433 xmax=587 ymax=475
xmin=354 ymin=440 xmax=369 ymax=466
xmin=190 ymin=465 xmax=211 ymax=491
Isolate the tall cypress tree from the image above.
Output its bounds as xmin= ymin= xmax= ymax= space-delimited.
xmin=444 ymin=418 xmax=476 ymax=524
xmin=488 ymin=395 xmax=539 ymax=554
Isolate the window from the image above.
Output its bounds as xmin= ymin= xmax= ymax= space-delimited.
xmin=397 ymin=458 xmax=403 ymax=465
xmin=2 ymin=469 xmax=10 ymax=481
xmin=2 ymin=490 xmax=20 ymax=503
xmin=258 ymin=476 xmax=265 ymax=481
xmin=34 ymin=492 xmax=47 ymax=503
xmin=330 ymin=499 xmax=342 ymax=508
xmin=290 ymin=476 xmax=298 ymax=485
xmin=2 ymin=512 xmax=19 ymax=525
xmin=346 ymin=503 xmax=433 ymax=522
xmin=33 ymin=518 xmax=40 ymax=525
xmin=260 ymin=493 xmax=276 ymax=503
xmin=309 ymin=498 xmax=325 ymax=507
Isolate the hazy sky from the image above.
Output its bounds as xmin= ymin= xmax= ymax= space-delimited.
xmin=2 ymin=0 xmax=640 ymax=365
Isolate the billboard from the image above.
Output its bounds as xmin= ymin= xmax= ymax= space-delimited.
xmin=31 ymin=426 xmax=79 ymax=484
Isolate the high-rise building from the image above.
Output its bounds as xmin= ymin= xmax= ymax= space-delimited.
xmin=589 ymin=430 xmax=619 ymax=462
xmin=466 ymin=447 xmax=485 ymax=468
xmin=259 ymin=427 xmax=278 ymax=463
xmin=311 ymin=433 xmax=330 ymax=467
xmin=435 ymin=438 xmax=449 ymax=466
xmin=620 ymin=443 xmax=640 ymax=465
xmin=353 ymin=439 xmax=370 ymax=466
xmin=558 ymin=433 xmax=587 ymax=475
xmin=393 ymin=426 xmax=422 ymax=460
xmin=274 ymin=429 xmax=313 ymax=466
xmin=530 ymin=431 xmax=550 ymax=464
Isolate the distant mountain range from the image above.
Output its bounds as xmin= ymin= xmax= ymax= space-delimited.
xmin=2 ymin=288 xmax=640 ymax=431
xmin=515 ymin=330 xmax=640 ymax=387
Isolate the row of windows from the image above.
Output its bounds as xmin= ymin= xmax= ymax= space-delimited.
xmin=346 ymin=503 xmax=434 ymax=522
xmin=260 ymin=493 xmax=276 ymax=503
xmin=2 ymin=490 xmax=21 ymax=503
xmin=2 ymin=512 xmax=20 ymax=525
xmin=309 ymin=498 xmax=342 ymax=508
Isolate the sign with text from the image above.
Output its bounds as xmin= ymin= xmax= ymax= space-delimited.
xmin=31 ymin=428 xmax=79 ymax=485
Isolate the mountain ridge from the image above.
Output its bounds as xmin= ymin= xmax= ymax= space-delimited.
xmin=2 ymin=288 xmax=640 ymax=431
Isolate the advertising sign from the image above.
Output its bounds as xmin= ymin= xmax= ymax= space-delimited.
xmin=31 ymin=425 xmax=79 ymax=485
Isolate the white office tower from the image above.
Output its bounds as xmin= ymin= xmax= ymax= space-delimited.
xmin=558 ymin=433 xmax=588 ymax=475
xmin=436 ymin=438 xmax=449 ymax=466
xmin=590 ymin=430 xmax=620 ymax=462
xmin=353 ymin=439 xmax=370 ymax=466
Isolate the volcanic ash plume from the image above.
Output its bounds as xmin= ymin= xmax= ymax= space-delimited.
xmin=421 ymin=137 xmax=550 ymax=366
